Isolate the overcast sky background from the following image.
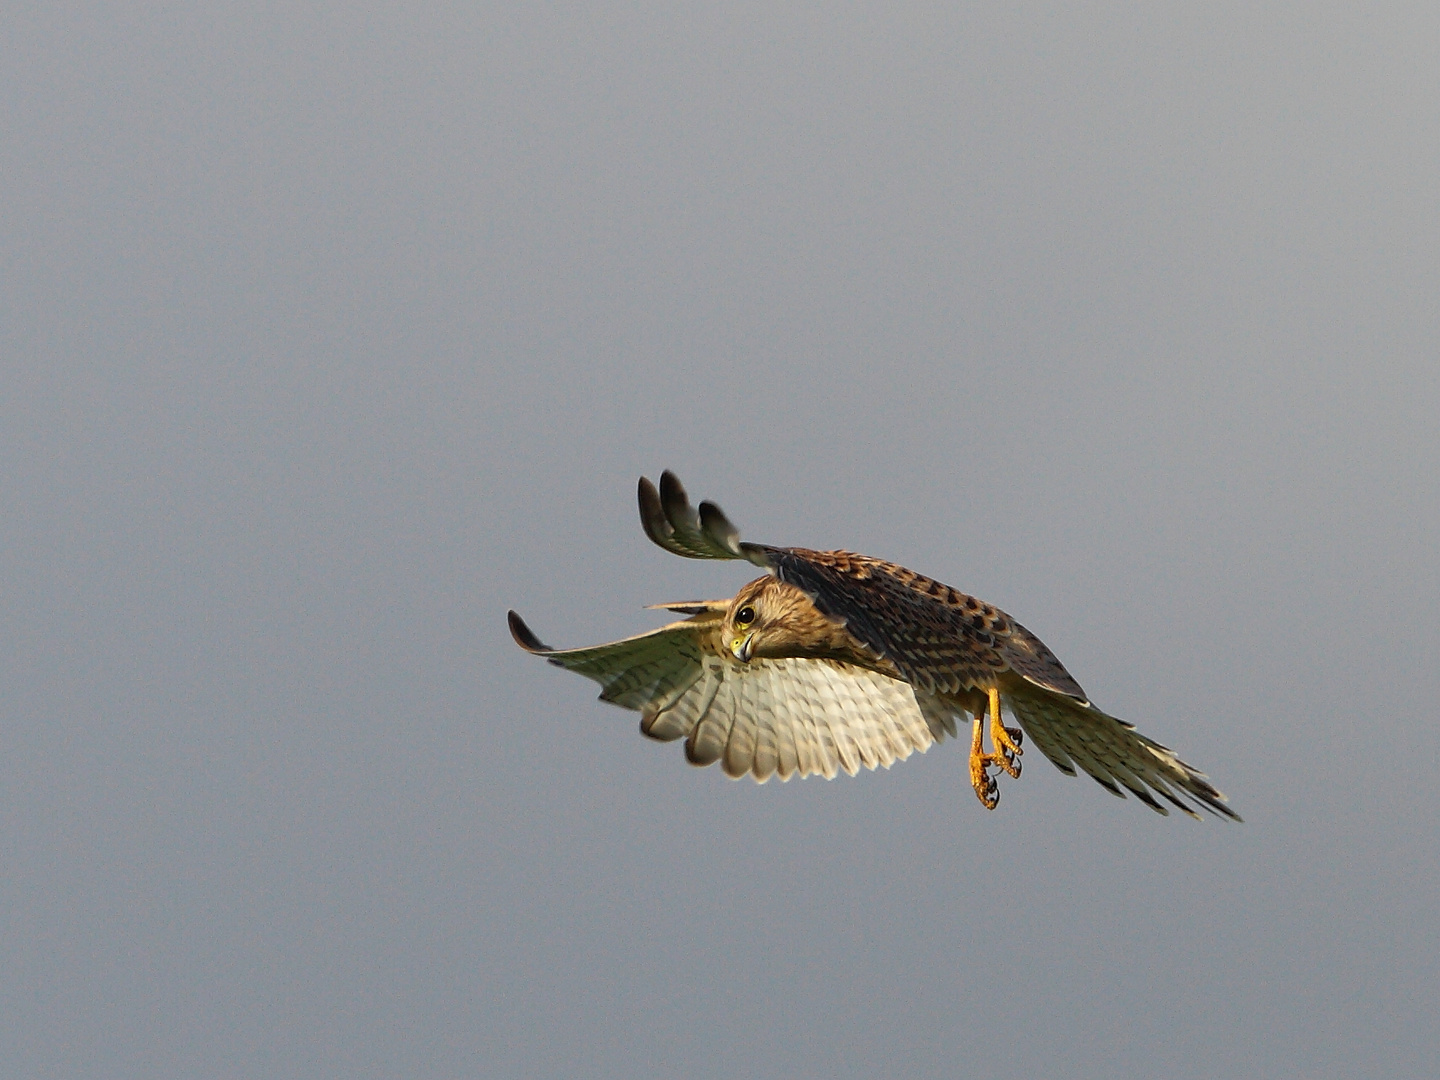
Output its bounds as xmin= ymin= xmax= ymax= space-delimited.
xmin=4 ymin=4 xmax=1438 ymax=1078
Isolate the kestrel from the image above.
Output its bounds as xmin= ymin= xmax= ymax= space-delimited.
xmin=509 ymin=472 xmax=1239 ymax=819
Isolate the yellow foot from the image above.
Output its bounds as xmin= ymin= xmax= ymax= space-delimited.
xmin=989 ymin=687 xmax=1023 ymax=778
xmin=969 ymin=716 xmax=1000 ymax=809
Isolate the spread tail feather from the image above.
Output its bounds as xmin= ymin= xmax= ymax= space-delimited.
xmin=1004 ymin=682 xmax=1240 ymax=821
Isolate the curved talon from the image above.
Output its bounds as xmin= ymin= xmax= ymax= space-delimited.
xmin=977 ymin=774 xmax=999 ymax=809
xmin=969 ymin=716 xmax=1002 ymax=809
xmin=971 ymin=761 xmax=1000 ymax=809
xmin=999 ymin=725 xmax=1024 ymax=775
xmin=989 ymin=688 xmax=1023 ymax=779
xmin=1000 ymin=747 xmax=1022 ymax=778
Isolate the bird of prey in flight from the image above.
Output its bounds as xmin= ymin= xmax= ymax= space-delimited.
xmin=509 ymin=472 xmax=1238 ymax=819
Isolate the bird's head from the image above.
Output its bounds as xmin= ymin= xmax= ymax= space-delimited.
xmin=721 ymin=577 xmax=850 ymax=663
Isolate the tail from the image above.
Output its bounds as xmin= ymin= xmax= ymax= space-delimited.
xmin=1004 ymin=681 xmax=1240 ymax=821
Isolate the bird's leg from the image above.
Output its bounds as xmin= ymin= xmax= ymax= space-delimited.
xmin=969 ymin=714 xmax=999 ymax=809
xmin=989 ymin=686 xmax=1023 ymax=779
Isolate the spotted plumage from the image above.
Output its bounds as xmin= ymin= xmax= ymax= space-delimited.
xmin=510 ymin=471 xmax=1239 ymax=820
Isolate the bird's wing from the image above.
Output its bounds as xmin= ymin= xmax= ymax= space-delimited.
xmin=996 ymin=620 xmax=1093 ymax=701
xmin=508 ymin=609 xmax=942 ymax=782
xmin=638 ymin=473 xmax=1089 ymax=700
xmin=637 ymin=472 xmax=775 ymax=568
xmin=1000 ymin=673 xmax=1240 ymax=820
xmin=763 ymin=548 xmax=1091 ymax=701
xmin=508 ymin=607 xmax=721 ymax=713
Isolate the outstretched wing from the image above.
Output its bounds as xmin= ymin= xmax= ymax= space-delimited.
xmin=638 ymin=472 xmax=774 ymax=567
xmin=1001 ymin=674 xmax=1240 ymax=820
xmin=638 ymin=472 xmax=1088 ymax=701
xmin=508 ymin=605 xmax=724 ymax=713
xmin=508 ymin=609 xmax=942 ymax=782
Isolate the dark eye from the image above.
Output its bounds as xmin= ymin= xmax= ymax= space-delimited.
xmin=735 ymin=605 xmax=755 ymax=626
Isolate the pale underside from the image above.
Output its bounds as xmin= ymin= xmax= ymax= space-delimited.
xmin=509 ymin=603 xmax=949 ymax=782
xmin=507 ymin=601 xmax=1234 ymax=820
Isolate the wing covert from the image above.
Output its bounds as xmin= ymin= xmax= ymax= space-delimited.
xmin=765 ymin=548 xmax=1089 ymax=700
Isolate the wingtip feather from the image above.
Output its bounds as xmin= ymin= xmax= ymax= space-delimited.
xmin=638 ymin=476 xmax=674 ymax=552
xmin=507 ymin=610 xmax=554 ymax=653
xmin=698 ymin=500 xmax=742 ymax=556
xmin=637 ymin=471 xmax=760 ymax=561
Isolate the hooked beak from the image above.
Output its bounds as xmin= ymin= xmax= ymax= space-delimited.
xmin=730 ymin=634 xmax=755 ymax=663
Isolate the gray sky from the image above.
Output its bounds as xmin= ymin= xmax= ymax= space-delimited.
xmin=4 ymin=4 xmax=1438 ymax=1078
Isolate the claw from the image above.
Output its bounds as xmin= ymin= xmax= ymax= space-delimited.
xmin=969 ymin=716 xmax=1001 ymax=809
xmin=976 ymin=771 xmax=999 ymax=809
xmin=997 ymin=726 xmax=1024 ymax=776
xmin=989 ymin=688 xmax=1023 ymax=778
xmin=999 ymin=746 xmax=1021 ymax=778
